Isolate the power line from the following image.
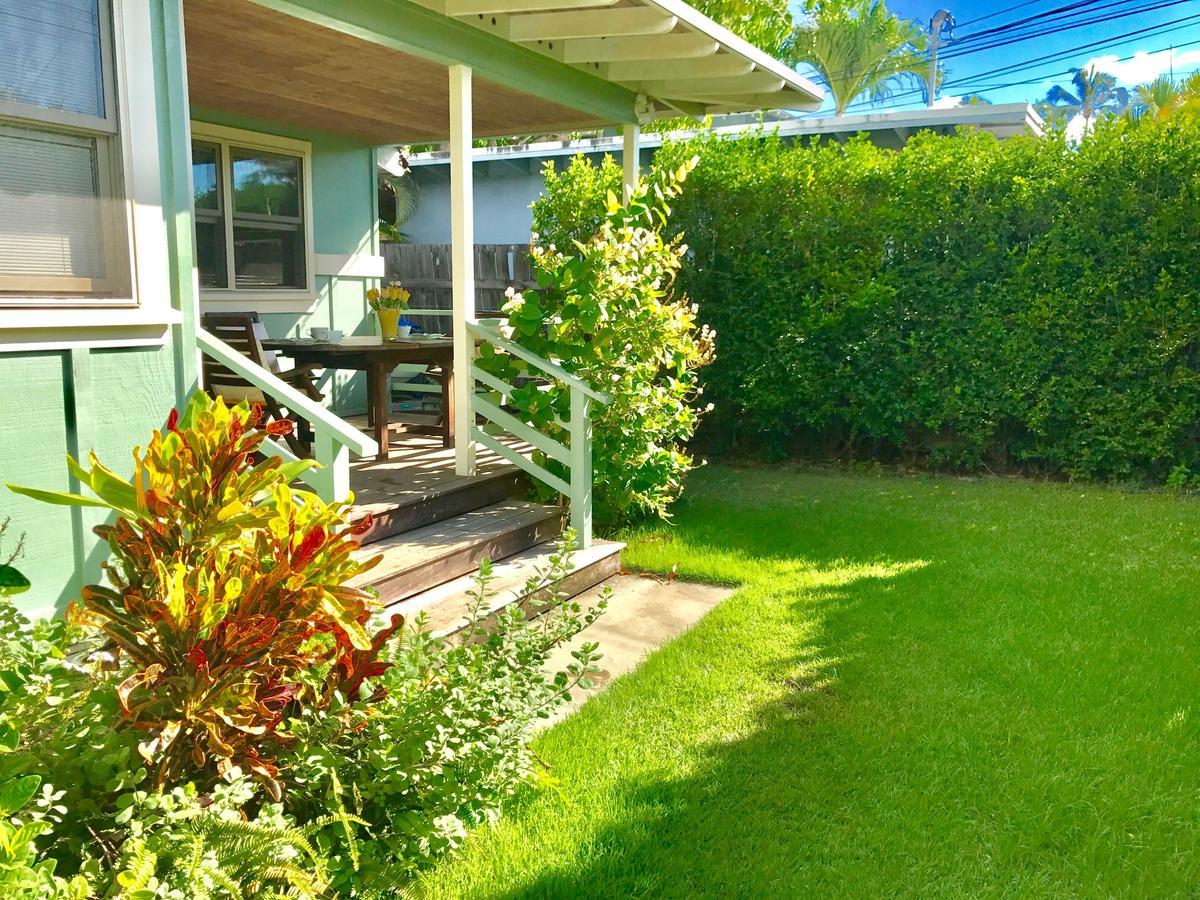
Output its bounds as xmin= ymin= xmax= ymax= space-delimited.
xmin=839 ymin=10 xmax=1200 ymax=112
xmin=942 ymin=11 xmax=1200 ymax=82
xmin=800 ymin=0 xmax=1144 ymax=101
xmin=954 ymin=0 xmax=1110 ymax=45
xmin=942 ymin=0 xmax=1197 ymax=59
xmin=955 ymin=0 xmax=1092 ymax=29
xmin=843 ymin=34 xmax=1200 ymax=114
xmin=952 ymin=35 xmax=1200 ymax=93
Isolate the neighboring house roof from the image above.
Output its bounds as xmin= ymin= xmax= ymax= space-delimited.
xmin=390 ymin=104 xmax=1045 ymax=174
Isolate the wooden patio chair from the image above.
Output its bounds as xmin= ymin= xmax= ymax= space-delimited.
xmin=200 ymin=311 xmax=324 ymax=457
xmin=386 ymin=361 xmax=448 ymax=441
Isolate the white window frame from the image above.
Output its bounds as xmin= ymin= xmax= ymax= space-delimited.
xmin=0 ymin=0 xmax=175 ymax=343
xmin=190 ymin=123 xmax=317 ymax=305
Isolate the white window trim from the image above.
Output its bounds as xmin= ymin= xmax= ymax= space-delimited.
xmin=190 ymin=122 xmax=318 ymax=304
xmin=0 ymin=0 xmax=176 ymax=343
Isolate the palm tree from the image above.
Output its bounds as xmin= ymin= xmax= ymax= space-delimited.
xmin=1043 ymin=65 xmax=1129 ymax=130
xmin=1129 ymin=72 xmax=1200 ymax=122
xmin=1131 ymin=75 xmax=1180 ymax=122
xmin=794 ymin=0 xmax=928 ymax=116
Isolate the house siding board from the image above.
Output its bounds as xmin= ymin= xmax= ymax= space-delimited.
xmin=0 ymin=345 xmax=177 ymax=616
xmin=406 ymin=168 xmax=544 ymax=245
xmin=0 ymin=354 xmax=76 ymax=615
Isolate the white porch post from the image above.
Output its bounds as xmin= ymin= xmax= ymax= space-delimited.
xmin=622 ymin=122 xmax=640 ymax=202
xmin=449 ymin=64 xmax=477 ymax=476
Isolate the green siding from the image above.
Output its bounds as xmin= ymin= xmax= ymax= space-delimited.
xmin=0 ymin=346 xmax=179 ymax=617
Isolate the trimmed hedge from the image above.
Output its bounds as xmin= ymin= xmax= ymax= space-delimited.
xmin=536 ymin=120 xmax=1200 ymax=481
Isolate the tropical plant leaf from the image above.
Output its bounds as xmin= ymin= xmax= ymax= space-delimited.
xmin=5 ymin=483 xmax=111 ymax=509
xmin=0 ymin=564 xmax=30 ymax=596
xmin=0 ymin=774 xmax=40 ymax=815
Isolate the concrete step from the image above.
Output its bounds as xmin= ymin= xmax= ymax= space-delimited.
xmin=350 ymin=499 xmax=564 ymax=605
xmin=386 ymin=538 xmax=625 ymax=637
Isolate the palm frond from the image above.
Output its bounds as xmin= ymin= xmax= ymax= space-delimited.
xmin=794 ymin=0 xmax=928 ymax=115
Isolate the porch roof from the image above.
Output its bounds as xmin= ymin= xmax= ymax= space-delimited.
xmin=182 ymin=0 xmax=824 ymax=144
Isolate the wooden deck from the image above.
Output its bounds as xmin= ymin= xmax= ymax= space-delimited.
xmin=341 ymin=429 xmax=622 ymax=632
xmin=349 ymin=432 xmax=528 ymax=514
xmin=347 ymin=431 xmax=536 ymax=544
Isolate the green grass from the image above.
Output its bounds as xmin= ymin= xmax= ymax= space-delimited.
xmin=419 ymin=465 xmax=1200 ymax=898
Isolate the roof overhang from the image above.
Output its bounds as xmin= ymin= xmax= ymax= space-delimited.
xmin=410 ymin=0 xmax=824 ymax=119
xmin=182 ymin=0 xmax=822 ymax=144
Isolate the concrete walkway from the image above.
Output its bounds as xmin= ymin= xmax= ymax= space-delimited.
xmin=542 ymin=574 xmax=735 ymax=727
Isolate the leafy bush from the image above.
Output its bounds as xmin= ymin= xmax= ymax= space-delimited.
xmin=110 ymin=770 xmax=339 ymax=899
xmin=536 ymin=119 xmax=1200 ymax=482
xmin=282 ymin=532 xmax=608 ymax=889
xmin=488 ymin=160 xmax=715 ymax=523
xmin=2 ymin=387 xmax=609 ymax=893
xmin=9 ymin=393 xmax=391 ymax=795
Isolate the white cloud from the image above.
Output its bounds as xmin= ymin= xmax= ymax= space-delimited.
xmin=931 ymin=95 xmax=963 ymax=108
xmin=1084 ymin=48 xmax=1200 ymax=85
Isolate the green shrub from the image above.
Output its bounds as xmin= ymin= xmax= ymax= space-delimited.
xmin=3 ymin=395 xmax=607 ymax=895
xmin=536 ymin=119 xmax=1200 ymax=482
xmin=9 ymin=393 xmax=390 ymax=795
xmin=492 ymin=161 xmax=715 ymax=523
xmin=281 ymin=532 xmax=608 ymax=890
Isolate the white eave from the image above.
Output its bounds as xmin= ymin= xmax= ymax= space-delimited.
xmin=413 ymin=0 xmax=825 ymax=117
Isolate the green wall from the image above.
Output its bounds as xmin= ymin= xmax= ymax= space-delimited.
xmin=0 ymin=343 xmax=182 ymax=618
xmin=192 ymin=109 xmax=380 ymax=415
xmin=0 ymin=0 xmax=194 ymax=617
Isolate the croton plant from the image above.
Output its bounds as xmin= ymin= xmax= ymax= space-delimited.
xmin=9 ymin=393 xmax=399 ymax=798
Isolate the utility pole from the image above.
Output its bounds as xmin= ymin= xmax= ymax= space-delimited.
xmin=928 ymin=9 xmax=955 ymax=107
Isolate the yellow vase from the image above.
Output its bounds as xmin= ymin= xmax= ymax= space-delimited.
xmin=377 ymin=307 xmax=402 ymax=340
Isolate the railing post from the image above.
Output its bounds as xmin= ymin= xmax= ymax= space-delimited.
xmin=569 ymin=389 xmax=593 ymax=548
xmin=449 ymin=63 xmax=477 ymax=477
xmin=312 ymin=432 xmax=350 ymax=504
xmin=622 ymin=122 xmax=640 ymax=203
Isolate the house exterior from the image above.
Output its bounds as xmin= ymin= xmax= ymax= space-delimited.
xmin=0 ymin=0 xmax=825 ymax=619
xmin=0 ymin=0 xmax=822 ymax=615
xmin=396 ymin=102 xmax=1046 ymax=245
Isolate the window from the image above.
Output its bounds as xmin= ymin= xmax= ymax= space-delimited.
xmin=0 ymin=0 xmax=130 ymax=301
xmin=190 ymin=127 xmax=314 ymax=297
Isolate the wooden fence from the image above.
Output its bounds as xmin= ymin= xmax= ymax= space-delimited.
xmin=381 ymin=242 xmax=536 ymax=333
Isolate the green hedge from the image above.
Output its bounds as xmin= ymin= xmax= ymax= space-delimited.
xmin=537 ymin=120 xmax=1200 ymax=481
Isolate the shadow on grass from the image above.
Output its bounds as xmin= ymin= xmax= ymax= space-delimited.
xmin=492 ymin=556 xmax=932 ymax=900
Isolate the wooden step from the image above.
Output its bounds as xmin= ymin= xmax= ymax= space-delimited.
xmin=351 ymin=500 xmax=564 ymax=605
xmin=385 ymin=539 xmax=624 ymax=637
xmin=350 ymin=467 xmax=528 ymax=546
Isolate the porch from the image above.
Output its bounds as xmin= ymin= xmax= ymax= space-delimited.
xmin=179 ymin=0 xmax=821 ymax=614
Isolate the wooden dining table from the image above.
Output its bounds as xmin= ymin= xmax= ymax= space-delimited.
xmin=263 ymin=335 xmax=454 ymax=461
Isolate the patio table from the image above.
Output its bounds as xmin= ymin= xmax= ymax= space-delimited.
xmin=264 ymin=336 xmax=454 ymax=461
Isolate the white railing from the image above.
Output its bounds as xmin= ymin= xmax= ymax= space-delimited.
xmin=466 ymin=322 xmax=610 ymax=547
xmin=196 ymin=328 xmax=379 ymax=503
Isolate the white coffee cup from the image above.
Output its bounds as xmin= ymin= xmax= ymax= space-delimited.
xmin=396 ymin=325 xmax=412 ymax=339
xmin=310 ymin=327 xmax=329 ymax=341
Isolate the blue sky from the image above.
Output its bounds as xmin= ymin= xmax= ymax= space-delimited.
xmin=792 ymin=0 xmax=1200 ymax=114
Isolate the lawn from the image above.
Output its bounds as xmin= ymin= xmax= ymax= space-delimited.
xmin=419 ymin=465 xmax=1200 ymax=898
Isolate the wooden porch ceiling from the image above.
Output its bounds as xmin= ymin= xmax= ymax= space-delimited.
xmin=183 ymin=0 xmax=612 ymax=143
